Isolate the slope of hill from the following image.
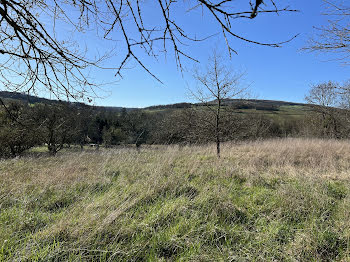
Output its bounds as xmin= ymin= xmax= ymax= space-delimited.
xmin=145 ymin=99 xmax=306 ymax=110
xmin=0 ymin=91 xmax=312 ymax=119
xmin=0 ymin=91 xmax=135 ymax=112
xmin=145 ymin=99 xmax=312 ymax=123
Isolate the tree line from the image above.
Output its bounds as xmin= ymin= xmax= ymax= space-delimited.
xmin=2 ymin=93 xmax=348 ymax=159
xmin=0 ymin=102 xmax=160 ymax=157
xmin=0 ymin=100 xmax=273 ymax=158
xmin=2 ymin=51 xmax=350 ymax=159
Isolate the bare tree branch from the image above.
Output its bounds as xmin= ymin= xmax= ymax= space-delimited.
xmin=0 ymin=0 xmax=297 ymax=101
xmin=304 ymin=0 xmax=350 ymax=64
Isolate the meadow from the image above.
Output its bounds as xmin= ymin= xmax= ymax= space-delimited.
xmin=1 ymin=138 xmax=350 ymax=261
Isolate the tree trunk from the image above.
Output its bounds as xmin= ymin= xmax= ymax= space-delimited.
xmin=216 ymin=136 xmax=220 ymax=158
xmin=48 ymin=144 xmax=57 ymax=156
xmin=216 ymin=100 xmax=221 ymax=158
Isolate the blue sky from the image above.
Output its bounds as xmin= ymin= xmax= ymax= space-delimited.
xmin=91 ymin=0 xmax=350 ymax=108
xmin=11 ymin=0 xmax=349 ymax=108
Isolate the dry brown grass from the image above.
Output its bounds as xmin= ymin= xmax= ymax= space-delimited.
xmin=3 ymin=138 xmax=350 ymax=189
xmin=222 ymin=138 xmax=350 ymax=179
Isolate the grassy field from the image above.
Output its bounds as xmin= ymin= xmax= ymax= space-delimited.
xmin=1 ymin=139 xmax=350 ymax=261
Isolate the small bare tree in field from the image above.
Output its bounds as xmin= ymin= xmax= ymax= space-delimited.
xmin=191 ymin=53 xmax=248 ymax=157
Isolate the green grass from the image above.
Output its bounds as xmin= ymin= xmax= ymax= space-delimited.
xmin=1 ymin=139 xmax=350 ymax=261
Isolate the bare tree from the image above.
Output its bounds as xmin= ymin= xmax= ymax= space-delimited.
xmin=190 ymin=53 xmax=248 ymax=157
xmin=305 ymin=81 xmax=343 ymax=138
xmin=0 ymin=0 xmax=297 ymax=101
xmin=305 ymin=0 xmax=350 ymax=63
xmin=305 ymin=81 xmax=340 ymax=108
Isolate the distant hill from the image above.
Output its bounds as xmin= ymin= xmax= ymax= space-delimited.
xmin=0 ymin=91 xmax=311 ymax=117
xmin=145 ymin=99 xmax=308 ymax=112
xmin=0 ymin=91 xmax=67 ymax=105
xmin=0 ymin=91 xmax=136 ymax=112
xmin=143 ymin=99 xmax=313 ymax=126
